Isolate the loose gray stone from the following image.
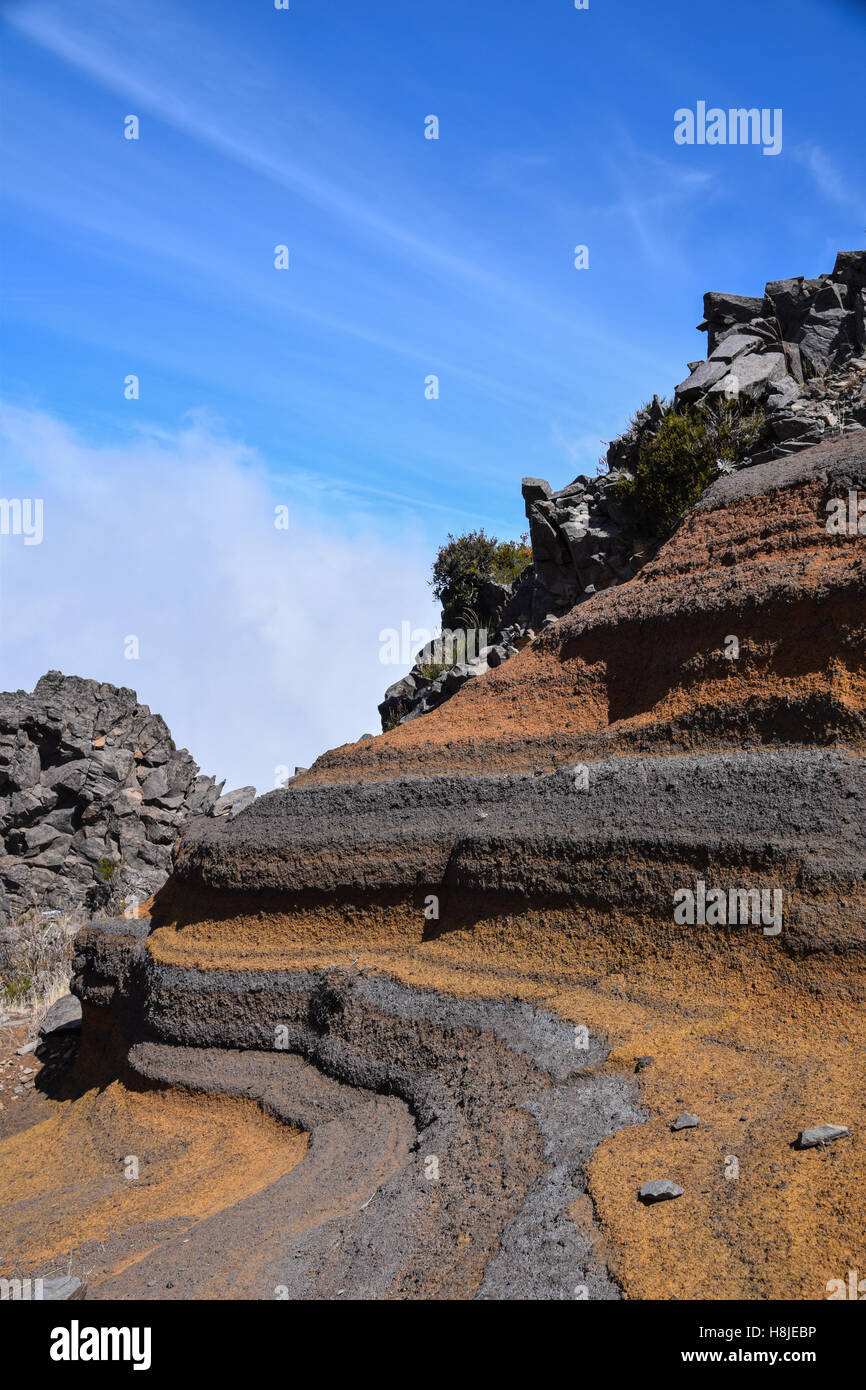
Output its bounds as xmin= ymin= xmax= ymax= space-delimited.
xmin=40 ymin=993 xmax=82 ymax=1037
xmin=703 ymin=291 xmax=766 ymax=324
xmin=212 ymin=786 xmax=257 ymax=820
xmin=796 ymin=1124 xmax=850 ymax=1149
xmin=672 ymin=1113 xmax=700 ymax=1130
xmin=708 ymin=332 xmax=763 ymax=362
xmin=714 ymin=350 xmax=787 ymax=401
xmin=521 ymin=477 xmax=553 ymax=505
xmin=639 ymin=1179 xmax=684 ymax=1203
xmin=675 ymin=356 xmax=731 ymax=403
xmin=41 ymin=1276 xmax=86 ymax=1300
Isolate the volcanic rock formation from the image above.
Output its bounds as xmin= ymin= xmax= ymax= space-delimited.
xmin=0 ymin=672 xmax=254 ymax=923
xmin=514 ymin=250 xmax=866 ymax=683
xmin=674 ymin=248 xmax=866 ymax=460
xmin=381 ymin=250 xmax=866 ymax=729
xmin=7 ymin=433 xmax=861 ymax=1301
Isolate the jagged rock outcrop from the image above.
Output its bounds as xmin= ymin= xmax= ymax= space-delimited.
xmin=378 ymin=622 xmax=529 ymax=730
xmin=16 ymin=433 xmax=861 ymax=1301
xmin=509 ymin=250 xmax=866 ymax=672
xmin=674 ymin=249 xmax=866 ymax=461
xmin=0 ymin=671 xmax=254 ymax=922
xmin=518 ymin=470 xmax=655 ymax=625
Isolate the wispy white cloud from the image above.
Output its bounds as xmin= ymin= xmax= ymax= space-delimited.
xmin=0 ymin=403 xmax=440 ymax=789
xmin=549 ymin=423 xmax=609 ymax=475
xmin=4 ymin=3 xmax=544 ymax=300
xmin=600 ymin=143 xmax=716 ymax=269
xmin=4 ymin=0 xmax=671 ymax=374
xmin=791 ymin=142 xmax=866 ymax=217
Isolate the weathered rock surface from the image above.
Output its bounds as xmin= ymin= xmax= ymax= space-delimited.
xmin=0 ymin=671 xmax=251 ymax=922
xmin=676 ymin=249 xmax=866 ymax=461
xmin=4 ymin=246 xmax=866 ymax=1302
xmin=330 ymin=435 xmax=866 ymax=782
xmin=379 ymin=467 xmax=652 ymax=730
xmin=639 ymin=1179 xmax=684 ymax=1203
xmin=523 ymin=250 xmax=866 ymax=661
xmin=60 ymin=921 xmax=642 ymax=1300
xmin=516 ymin=468 xmax=654 ymax=630
xmin=39 ymin=993 xmax=82 ymax=1036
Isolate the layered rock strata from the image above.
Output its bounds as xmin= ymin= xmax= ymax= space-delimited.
xmin=3 ymin=434 xmax=864 ymax=1301
xmin=60 ymin=917 xmax=641 ymax=1299
xmin=328 ymin=437 xmax=866 ymax=781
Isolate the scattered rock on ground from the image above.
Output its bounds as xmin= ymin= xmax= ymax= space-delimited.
xmin=41 ymin=1276 xmax=86 ymax=1300
xmin=639 ymin=1179 xmax=684 ymax=1203
xmin=39 ymin=993 xmax=82 ymax=1037
xmin=796 ymin=1124 xmax=851 ymax=1149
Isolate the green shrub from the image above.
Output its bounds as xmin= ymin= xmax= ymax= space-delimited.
xmin=2 ymin=976 xmax=32 ymax=1003
xmin=601 ymin=395 xmax=670 ymax=477
xmin=97 ymin=857 xmax=116 ymax=881
xmin=489 ymin=534 xmax=532 ymax=586
xmin=615 ymin=398 xmax=764 ymax=534
xmin=430 ymin=529 xmax=531 ymax=624
xmin=419 ymin=659 xmax=452 ymax=681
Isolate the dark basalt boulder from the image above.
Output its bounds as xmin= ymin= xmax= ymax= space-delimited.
xmin=0 ymin=671 xmax=252 ymax=922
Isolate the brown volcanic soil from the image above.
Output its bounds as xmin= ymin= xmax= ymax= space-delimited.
xmin=2 ymin=437 xmax=864 ymax=1300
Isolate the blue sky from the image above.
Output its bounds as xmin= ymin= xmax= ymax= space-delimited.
xmin=1 ymin=0 xmax=865 ymax=790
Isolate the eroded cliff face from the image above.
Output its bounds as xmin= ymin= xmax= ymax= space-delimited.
xmin=4 ymin=436 xmax=864 ymax=1301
